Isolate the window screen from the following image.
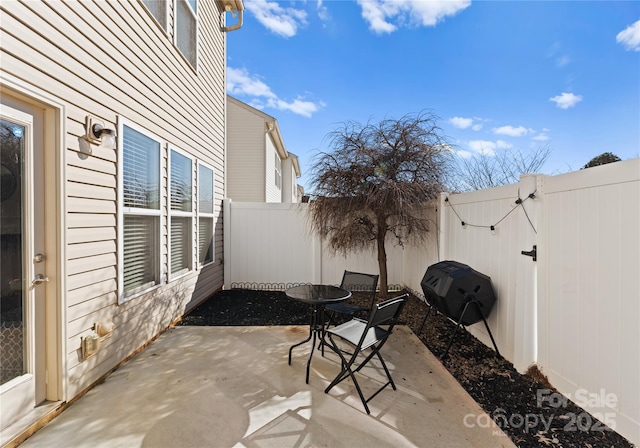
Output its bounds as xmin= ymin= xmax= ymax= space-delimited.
xmin=274 ymin=153 xmax=282 ymax=189
xmin=142 ymin=0 xmax=167 ymax=30
xmin=176 ymin=0 xmax=197 ymax=68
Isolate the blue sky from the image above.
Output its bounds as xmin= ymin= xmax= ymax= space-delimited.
xmin=226 ymin=0 xmax=640 ymax=191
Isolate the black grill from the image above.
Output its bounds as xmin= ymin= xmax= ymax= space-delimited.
xmin=419 ymin=260 xmax=500 ymax=359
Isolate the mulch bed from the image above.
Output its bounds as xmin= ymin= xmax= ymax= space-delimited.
xmin=178 ymin=289 xmax=634 ymax=448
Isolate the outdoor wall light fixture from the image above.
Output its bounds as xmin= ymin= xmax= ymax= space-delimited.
xmin=85 ymin=115 xmax=116 ymax=149
xmin=92 ymin=124 xmax=116 ymax=148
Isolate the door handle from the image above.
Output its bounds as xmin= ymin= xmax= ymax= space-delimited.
xmin=32 ymin=274 xmax=50 ymax=286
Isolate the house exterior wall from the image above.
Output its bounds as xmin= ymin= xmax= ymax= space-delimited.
xmin=226 ymin=96 xmax=296 ymax=204
xmin=1 ymin=0 xmax=230 ymax=433
xmin=265 ymin=135 xmax=281 ymax=202
xmin=281 ymin=157 xmax=299 ymax=203
xmin=226 ymin=98 xmax=266 ymax=201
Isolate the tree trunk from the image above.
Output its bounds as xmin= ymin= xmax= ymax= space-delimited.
xmin=376 ymin=222 xmax=388 ymax=299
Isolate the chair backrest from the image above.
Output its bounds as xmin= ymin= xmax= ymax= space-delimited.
xmin=340 ymin=271 xmax=379 ymax=309
xmin=368 ymin=293 xmax=408 ymax=329
xmin=340 ymin=270 xmax=379 ymax=293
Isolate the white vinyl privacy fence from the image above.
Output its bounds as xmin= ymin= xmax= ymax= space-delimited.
xmin=222 ymin=201 xmax=437 ymax=288
xmin=223 ymin=158 xmax=639 ymax=444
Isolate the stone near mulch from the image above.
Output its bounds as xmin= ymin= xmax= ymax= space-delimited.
xmin=179 ymin=289 xmax=634 ymax=448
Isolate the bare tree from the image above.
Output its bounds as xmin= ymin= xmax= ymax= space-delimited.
xmin=451 ymin=144 xmax=551 ymax=192
xmin=307 ymin=112 xmax=451 ymax=297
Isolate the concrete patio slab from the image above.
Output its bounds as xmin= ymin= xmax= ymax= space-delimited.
xmin=19 ymin=326 xmax=514 ymax=448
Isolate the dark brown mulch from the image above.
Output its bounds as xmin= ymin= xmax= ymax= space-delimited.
xmin=178 ymin=289 xmax=634 ymax=448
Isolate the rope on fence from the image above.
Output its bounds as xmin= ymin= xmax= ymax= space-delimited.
xmin=445 ymin=188 xmax=538 ymax=234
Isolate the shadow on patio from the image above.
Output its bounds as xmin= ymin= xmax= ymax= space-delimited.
xmin=20 ymin=326 xmax=514 ymax=448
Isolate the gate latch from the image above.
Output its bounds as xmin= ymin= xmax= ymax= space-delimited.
xmin=521 ymin=245 xmax=537 ymax=262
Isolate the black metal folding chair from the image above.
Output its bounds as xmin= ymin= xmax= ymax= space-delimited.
xmin=324 ymin=294 xmax=408 ymax=414
xmin=325 ymin=271 xmax=379 ymax=325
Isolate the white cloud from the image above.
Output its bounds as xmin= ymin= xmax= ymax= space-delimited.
xmin=468 ymin=140 xmax=497 ymax=156
xmin=266 ymin=97 xmax=323 ymax=118
xmin=616 ymin=20 xmax=640 ymax=51
xmin=449 ymin=116 xmax=473 ymax=129
xmin=492 ymin=125 xmax=529 ymax=137
xmin=357 ymin=0 xmax=397 ymax=33
xmin=549 ymin=92 xmax=583 ymax=109
xmin=356 ymin=0 xmax=470 ymax=34
xmin=547 ymin=42 xmax=571 ymax=68
xmin=449 ymin=116 xmax=483 ymax=130
xmin=317 ymin=0 xmax=329 ymax=21
xmin=407 ymin=0 xmax=472 ymax=26
xmin=467 ymin=139 xmax=514 ymax=156
xmin=556 ymin=55 xmax=571 ymax=67
xmin=245 ymin=0 xmax=308 ymax=37
xmin=532 ymin=133 xmax=549 ymax=142
xmin=227 ymin=67 xmax=323 ymax=118
xmin=227 ymin=67 xmax=276 ymax=98
xmin=456 ymin=150 xmax=474 ymax=159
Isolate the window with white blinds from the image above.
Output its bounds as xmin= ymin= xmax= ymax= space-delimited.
xmin=198 ymin=163 xmax=214 ymax=266
xmin=176 ymin=0 xmax=198 ymax=68
xmin=120 ymin=125 xmax=161 ymax=300
xmin=169 ymin=149 xmax=193 ymax=278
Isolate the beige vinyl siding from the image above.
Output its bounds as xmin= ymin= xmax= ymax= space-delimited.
xmin=289 ymin=163 xmax=298 ymax=203
xmin=265 ymin=137 xmax=281 ymax=202
xmin=1 ymin=0 xmax=227 ymax=399
xmin=281 ymin=158 xmax=298 ymax=203
xmin=227 ymin=99 xmax=267 ymax=201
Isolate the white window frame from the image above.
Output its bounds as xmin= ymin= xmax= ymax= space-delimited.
xmin=175 ymin=0 xmax=199 ymax=69
xmin=197 ymin=161 xmax=215 ymax=268
xmin=168 ymin=147 xmax=195 ymax=280
xmin=117 ymin=118 xmax=166 ymax=303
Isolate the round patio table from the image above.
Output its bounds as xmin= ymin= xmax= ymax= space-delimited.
xmin=286 ymin=284 xmax=352 ymax=384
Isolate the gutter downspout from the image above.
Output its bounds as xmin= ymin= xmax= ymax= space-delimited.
xmin=222 ymin=8 xmax=243 ymax=32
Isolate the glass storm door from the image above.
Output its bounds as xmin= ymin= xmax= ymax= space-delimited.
xmin=0 ymin=102 xmax=47 ymax=429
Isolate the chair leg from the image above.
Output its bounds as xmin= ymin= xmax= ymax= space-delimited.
xmin=375 ymin=351 xmax=396 ymax=390
xmin=325 ymin=358 xmax=371 ymax=414
xmin=349 ymin=370 xmax=371 ymax=414
xmin=323 ymin=336 xmax=353 ymax=390
xmin=352 ymin=344 xmax=396 ymax=391
xmin=325 ymin=338 xmax=396 ymax=415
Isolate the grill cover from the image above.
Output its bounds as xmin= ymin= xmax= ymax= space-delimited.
xmin=420 ymin=260 xmax=496 ymax=326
